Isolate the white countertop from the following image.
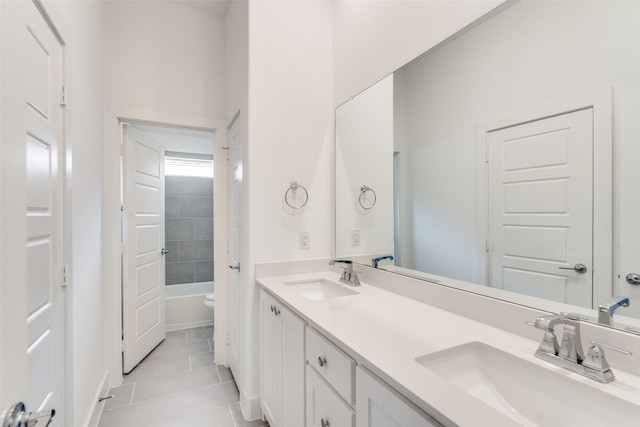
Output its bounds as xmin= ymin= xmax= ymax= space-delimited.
xmin=257 ymin=271 xmax=640 ymax=426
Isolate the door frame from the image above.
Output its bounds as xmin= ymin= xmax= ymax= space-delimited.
xmin=475 ymin=88 xmax=612 ymax=308
xmin=103 ymin=106 xmax=227 ymax=387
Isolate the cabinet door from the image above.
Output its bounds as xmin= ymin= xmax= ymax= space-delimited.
xmin=260 ymin=290 xmax=282 ymax=425
xmin=307 ymin=366 xmax=355 ymax=427
xmin=356 ymin=367 xmax=443 ymax=427
xmin=281 ymin=306 xmax=305 ymax=427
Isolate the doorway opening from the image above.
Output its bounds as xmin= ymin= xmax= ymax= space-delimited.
xmin=119 ymin=121 xmax=215 ymax=373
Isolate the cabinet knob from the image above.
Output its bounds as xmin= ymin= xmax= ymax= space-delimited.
xmin=320 ymin=417 xmax=330 ymax=427
xmin=274 ymin=307 xmax=280 ymax=316
xmin=318 ymin=356 xmax=327 ymax=367
xmin=270 ymin=305 xmax=275 ymax=313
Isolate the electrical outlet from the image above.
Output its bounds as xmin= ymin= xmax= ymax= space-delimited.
xmin=351 ymin=229 xmax=361 ymax=247
xmin=299 ymin=230 xmax=311 ymax=249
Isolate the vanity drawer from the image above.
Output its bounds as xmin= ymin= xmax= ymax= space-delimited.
xmin=306 ymin=365 xmax=355 ymax=427
xmin=306 ymin=326 xmax=356 ymax=405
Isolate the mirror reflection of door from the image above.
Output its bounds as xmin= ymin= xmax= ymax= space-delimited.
xmin=487 ymin=108 xmax=594 ymax=308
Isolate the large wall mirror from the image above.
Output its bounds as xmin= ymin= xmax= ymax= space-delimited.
xmin=335 ymin=0 xmax=640 ymax=330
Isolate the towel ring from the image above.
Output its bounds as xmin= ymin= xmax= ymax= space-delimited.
xmin=359 ymin=185 xmax=377 ymax=210
xmin=285 ymin=181 xmax=309 ymax=209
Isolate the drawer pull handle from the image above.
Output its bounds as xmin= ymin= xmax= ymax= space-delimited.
xmin=270 ymin=305 xmax=275 ymax=313
xmin=321 ymin=417 xmax=330 ymax=427
xmin=274 ymin=307 xmax=280 ymax=316
xmin=318 ymin=356 xmax=327 ymax=367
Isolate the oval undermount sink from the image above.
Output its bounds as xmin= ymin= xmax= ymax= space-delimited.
xmin=283 ymin=278 xmax=359 ymax=301
xmin=415 ymin=342 xmax=640 ymax=426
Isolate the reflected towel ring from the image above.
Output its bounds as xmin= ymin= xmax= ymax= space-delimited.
xmin=285 ymin=181 xmax=309 ymax=209
xmin=359 ymin=185 xmax=377 ymax=210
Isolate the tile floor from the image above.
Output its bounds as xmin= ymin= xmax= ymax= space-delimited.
xmin=98 ymin=326 xmax=268 ymax=427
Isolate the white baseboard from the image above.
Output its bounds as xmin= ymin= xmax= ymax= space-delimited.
xmin=83 ymin=370 xmax=109 ymax=427
xmin=239 ymin=388 xmax=261 ymax=421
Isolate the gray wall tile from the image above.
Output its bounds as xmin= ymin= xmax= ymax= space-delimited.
xmin=165 ymin=196 xmax=180 ymax=218
xmin=165 ymin=241 xmax=179 ymax=263
xmin=194 ymin=219 xmax=213 ymax=240
xmin=165 ymin=176 xmax=194 ymax=196
xmin=195 ymin=261 xmax=214 ymax=283
xmin=193 ymin=178 xmax=213 ymax=196
xmin=165 ymin=219 xmax=194 ymax=241
xmin=180 ymin=196 xmax=213 ymax=218
xmin=179 ymin=240 xmax=213 ymax=262
xmin=166 ymin=263 xmax=194 ymax=285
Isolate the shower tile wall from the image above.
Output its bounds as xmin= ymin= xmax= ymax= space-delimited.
xmin=165 ymin=176 xmax=213 ymax=285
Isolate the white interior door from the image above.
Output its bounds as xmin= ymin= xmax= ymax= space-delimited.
xmin=226 ymin=113 xmax=243 ymax=375
xmin=488 ymin=108 xmax=593 ymax=308
xmin=122 ymin=124 xmax=166 ymax=373
xmin=1 ymin=0 xmax=64 ymax=424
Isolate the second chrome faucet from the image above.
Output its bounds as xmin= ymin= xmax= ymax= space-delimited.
xmin=532 ymin=313 xmax=632 ymax=383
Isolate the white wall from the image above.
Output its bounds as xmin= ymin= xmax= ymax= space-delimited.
xmin=332 ymin=0 xmax=505 ymax=106
xmin=335 ymin=75 xmax=394 ymax=260
xmin=398 ymin=1 xmax=640 ymax=286
xmin=46 ymin=0 xmax=105 ymax=425
xmin=240 ymin=0 xmax=334 ymax=418
xmin=102 ymin=0 xmax=226 ymax=118
xmin=101 ymin=0 xmax=227 ymax=397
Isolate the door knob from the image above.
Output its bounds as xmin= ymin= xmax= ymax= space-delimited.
xmin=161 ymin=248 xmax=169 ymax=255
xmin=229 ymin=263 xmax=240 ymax=271
xmin=626 ymin=273 xmax=640 ymax=285
xmin=1 ymin=402 xmax=55 ymax=427
xmin=558 ymin=264 xmax=587 ymax=274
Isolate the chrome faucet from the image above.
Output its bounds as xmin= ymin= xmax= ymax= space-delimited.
xmin=329 ymin=259 xmax=360 ymax=286
xmin=598 ymin=296 xmax=630 ymax=326
xmin=531 ymin=313 xmax=631 ymax=383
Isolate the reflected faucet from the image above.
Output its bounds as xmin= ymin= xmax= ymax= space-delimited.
xmin=329 ymin=259 xmax=360 ymax=286
xmin=598 ymin=296 xmax=630 ymax=326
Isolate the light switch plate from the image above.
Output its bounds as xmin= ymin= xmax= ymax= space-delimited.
xmin=299 ymin=230 xmax=311 ymax=249
xmin=351 ymin=229 xmax=361 ymax=246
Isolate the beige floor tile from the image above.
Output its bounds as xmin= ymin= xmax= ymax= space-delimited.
xmin=103 ymin=383 xmax=134 ymax=410
xmin=132 ymin=366 xmax=220 ymax=403
xmin=149 ymin=405 xmax=235 ymax=427
xmin=142 ymin=340 xmax=210 ymax=364
xmin=187 ymin=327 xmax=212 ymax=343
xmin=217 ymin=364 xmax=233 ymax=382
xmin=98 ymin=390 xmax=196 ymax=427
xmin=194 ymin=381 xmax=240 ymax=413
xmin=230 ymin=403 xmax=269 ymax=427
xmin=190 ymin=351 xmax=215 ymax=370
xmin=124 ymin=356 xmax=190 ymax=384
xmin=163 ymin=330 xmax=188 ymax=345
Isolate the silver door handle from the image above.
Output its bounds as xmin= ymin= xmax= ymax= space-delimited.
xmin=229 ymin=263 xmax=240 ymax=271
xmin=2 ymin=402 xmax=55 ymax=427
xmin=626 ymin=273 xmax=640 ymax=285
xmin=559 ymin=264 xmax=587 ymax=274
xmin=161 ymin=248 xmax=169 ymax=255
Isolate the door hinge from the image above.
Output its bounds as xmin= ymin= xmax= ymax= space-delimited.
xmin=60 ymin=84 xmax=67 ymax=106
xmin=121 ymin=339 xmax=125 ymax=351
xmin=60 ymin=264 xmax=69 ymax=287
xmin=226 ymin=332 xmax=229 ymax=346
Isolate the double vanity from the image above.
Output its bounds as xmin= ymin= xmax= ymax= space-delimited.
xmin=257 ymin=261 xmax=640 ymax=427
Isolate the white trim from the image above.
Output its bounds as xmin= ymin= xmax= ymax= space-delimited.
xmin=84 ymin=370 xmax=109 ymax=427
xmin=476 ymin=87 xmax=613 ymax=309
xmin=103 ymin=106 xmax=227 ymax=388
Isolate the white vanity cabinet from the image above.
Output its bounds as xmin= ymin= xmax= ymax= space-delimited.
xmin=259 ymin=289 xmax=305 ymax=427
xmin=356 ymin=367 xmax=443 ymax=427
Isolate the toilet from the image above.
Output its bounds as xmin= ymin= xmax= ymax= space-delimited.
xmin=204 ymin=292 xmax=215 ymax=310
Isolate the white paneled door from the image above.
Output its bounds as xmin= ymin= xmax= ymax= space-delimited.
xmin=1 ymin=0 xmax=65 ymax=424
xmin=488 ymin=108 xmax=593 ymax=308
xmin=226 ymin=113 xmax=243 ymax=376
xmin=122 ymin=125 xmax=166 ymax=373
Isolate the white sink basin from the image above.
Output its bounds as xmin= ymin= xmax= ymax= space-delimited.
xmin=283 ymin=278 xmax=359 ymax=301
xmin=415 ymin=342 xmax=640 ymax=426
